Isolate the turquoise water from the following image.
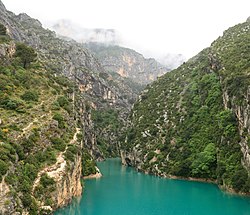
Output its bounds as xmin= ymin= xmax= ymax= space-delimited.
xmin=55 ymin=158 xmax=250 ymax=215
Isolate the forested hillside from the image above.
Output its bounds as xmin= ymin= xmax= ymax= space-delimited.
xmin=122 ymin=19 xmax=250 ymax=194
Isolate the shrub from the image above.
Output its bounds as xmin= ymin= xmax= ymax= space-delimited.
xmin=53 ymin=112 xmax=65 ymax=128
xmin=21 ymin=193 xmax=32 ymax=207
xmin=40 ymin=173 xmax=55 ymax=188
xmin=83 ymin=159 xmax=97 ymax=176
xmin=21 ymin=91 xmax=39 ymax=102
xmin=0 ymin=159 xmax=8 ymax=179
xmin=57 ymin=96 xmax=69 ymax=107
xmin=34 ymin=148 xmax=57 ymax=166
xmin=19 ymin=179 xmax=31 ymax=193
xmin=24 ymin=163 xmax=38 ymax=181
xmin=64 ymin=149 xmax=74 ymax=162
xmin=0 ymin=98 xmax=21 ymax=110
xmin=64 ymin=145 xmax=79 ymax=162
xmin=50 ymin=137 xmax=66 ymax=151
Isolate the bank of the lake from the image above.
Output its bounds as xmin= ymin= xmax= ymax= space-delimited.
xmin=55 ymin=158 xmax=250 ymax=215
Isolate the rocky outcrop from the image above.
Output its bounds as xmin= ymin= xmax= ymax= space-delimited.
xmin=224 ymin=90 xmax=250 ymax=169
xmin=53 ymin=154 xmax=82 ymax=208
xmin=32 ymin=152 xmax=82 ymax=210
xmin=0 ymin=41 xmax=15 ymax=58
xmin=83 ymin=167 xmax=102 ymax=179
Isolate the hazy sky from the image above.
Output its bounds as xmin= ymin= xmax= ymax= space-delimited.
xmin=2 ymin=0 xmax=250 ymax=59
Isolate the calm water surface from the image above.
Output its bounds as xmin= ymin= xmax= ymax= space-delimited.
xmin=55 ymin=158 xmax=250 ymax=215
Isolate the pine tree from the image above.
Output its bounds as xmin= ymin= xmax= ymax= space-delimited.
xmin=15 ymin=43 xmax=37 ymax=68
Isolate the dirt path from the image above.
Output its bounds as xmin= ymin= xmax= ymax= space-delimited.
xmin=17 ymin=111 xmax=52 ymax=139
xmin=32 ymin=127 xmax=80 ymax=193
xmin=17 ymin=91 xmax=57 ymax=139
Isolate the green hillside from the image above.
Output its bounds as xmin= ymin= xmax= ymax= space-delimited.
xmin=122 ymin=20 xmax=250 ymax=194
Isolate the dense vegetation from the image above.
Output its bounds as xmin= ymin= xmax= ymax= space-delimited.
xmin=123 ymin=20 xmax=250 ymax=193
xmin=0 ymin=38 xmax=83 ymax=213
xmin=92 ymin=108 xmax=123 ymax=157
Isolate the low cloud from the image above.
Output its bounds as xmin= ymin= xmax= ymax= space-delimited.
xmin=49 ymin=19 xmax=185 ymax=69
xmin=157 ymin=54 xmax=186 ymax=69
xmin=50 ymin=19 xmax=121 ymax=45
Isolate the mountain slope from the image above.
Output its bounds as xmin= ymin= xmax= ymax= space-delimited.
xmin=122 ymin=19 xmax=250 ymax=194
xmin=0 ymin=1 xmax=129 ymax=213
xmin=85 ymin=42 xmax=169 ymax=86
xmin=0 ymin=35 xmax=87 ymax=213
xmin=0 ymin=0 xmax=135 ymax=160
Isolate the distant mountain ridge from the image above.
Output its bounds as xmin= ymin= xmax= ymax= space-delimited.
xmin=50 ymin=19 xmax=185 ymax=70
xmin=85 ymin=42 xmax=169 ymax=86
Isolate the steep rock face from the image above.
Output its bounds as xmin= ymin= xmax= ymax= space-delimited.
xmin=83 ymin=107 xmax=104 ymax=160
xmin=123 ymin=20 xmax=250 ymax=194
xmin=86 ymin=43 xmax=169 ymax=86
xmin=54 ymin=154 xmax=82 ymax=207
xmin=33 ymin=152 xmax=82 ymax=212
xmin=0 ymin=0 xmax=131 ymax=163
xmin=0 ymin=1 xmax=130 ymax=110
xmin=213 ymin=21 xmax=250 ymax=170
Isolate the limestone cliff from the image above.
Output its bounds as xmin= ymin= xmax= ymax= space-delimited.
xmin=0 ymin=6 xmax=131 ymax=110
xmin=32 ymin=155 xmax=82 ymax=213
xmin=53 ymin=154 xmax=82 ymax=207
xmin=0 ymin=1 xmax=133 ymax=163
xmin=86 ymin=42 xmax=169 ymax=86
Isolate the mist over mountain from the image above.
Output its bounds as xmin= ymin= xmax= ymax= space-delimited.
xmin=157 ymin=53 xmax=186 ymax=69
xmin=49 ymin=19 xmax=185 ymax=69
xmin=49 ymin=19 xmax=121 ymax=45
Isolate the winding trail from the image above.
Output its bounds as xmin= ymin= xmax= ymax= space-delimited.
xmin=17 ymin=92 xmax=57 ymax=139
xmin=32 ymin=127 xmax=81 ymax=193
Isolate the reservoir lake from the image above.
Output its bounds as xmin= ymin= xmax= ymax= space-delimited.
xmin=55 ymin=158 xmax=250 ymax=215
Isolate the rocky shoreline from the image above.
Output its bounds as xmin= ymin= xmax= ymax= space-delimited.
xmin=83 ymin=167 xmax=102 ymax=179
